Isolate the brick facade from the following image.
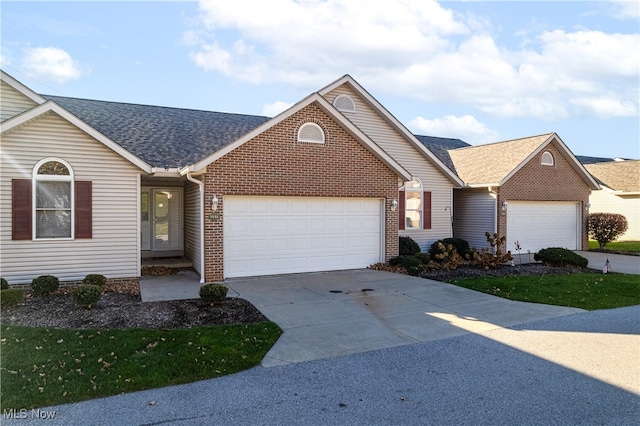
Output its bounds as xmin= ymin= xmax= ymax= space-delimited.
xmin=497 ymin=142 xmax=590 ymax=249
xmin=203 ymin=102 xmax=400 ymax=281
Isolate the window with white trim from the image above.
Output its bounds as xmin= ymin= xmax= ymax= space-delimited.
xmin=297 ymin=122 xmax=325 ymax=143
xmin=404 ymin=178 xmax=422 ymax=229
xmin=333 ymin=94 xmax=356 ymax=112
xmin=33 ymin=158 xmax=73 ymax=238
xmin=541 ymin=151 xmax=554 ymax=166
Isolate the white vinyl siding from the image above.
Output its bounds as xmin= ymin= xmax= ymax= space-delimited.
xmin=1 ymin=81 xmax=39 ymax=121
xmin=224 ymin=196 xmax=383 ymax=278
xmin=453 ymin=188 xmax=496 ymax=250
xmin=324 ymin=86 xmax=455 ymax=252
xmin=589 ymin=188 xmax=640 ymax=241
xmin=0 ymin=113 xmax=141 ymax=284
xmin=507 ymin=202 xmax=580 ymax=253
xmin=184 ymin=179 xmax=202 ymax=275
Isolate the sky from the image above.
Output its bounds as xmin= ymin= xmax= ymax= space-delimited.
xmin=1 ymin=0 xmax=638 ymax=159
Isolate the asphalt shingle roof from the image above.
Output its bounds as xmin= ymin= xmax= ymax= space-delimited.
xmin=584 ymin=160 xmax=640 ymax=192
xmin=413 ymin=135 xmax=470 ymax=174
xmin=446 ymin=133 xmax=553 ymax=185
xmin=43 ymin=95 xmax=271 ymax=169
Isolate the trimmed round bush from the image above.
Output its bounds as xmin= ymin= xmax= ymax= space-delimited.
xmin=31 ymin=275 xmax=60 ymax=296
xmin=399 ymin=236 xmax=421 ymax=256
xmin=72 ymin=285 xmax=103 ymax=308
xmin=199 ymin=283 xmax=229 ymax=306
xmin=1 ymin=278 xmax=8 ymax=290
xmin=1 ymin=289 xmax=24 ymax=309
xmin=534 ymin=247 xmax=588 ymax=268
xmin=414 ymin=252 xmax=431 ymax=265
xmin=83 ymin=274 xmax=107 ymax=287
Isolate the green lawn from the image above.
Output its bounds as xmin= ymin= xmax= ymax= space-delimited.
xmin=588 ymin=240 xmax=640 ymax=253
xmin=0 ymin=322 xmax=281 ymax=410
xmin=448 ymin=272 xmax=640 ymax=311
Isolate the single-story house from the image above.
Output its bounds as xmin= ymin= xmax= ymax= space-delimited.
xmin=583 ymin=160 xmax=640 ymax=241
xmin=1 ymin=70 xmax=462 ymax=286
xmin=417 ymin=133 xmax=600 ymax=253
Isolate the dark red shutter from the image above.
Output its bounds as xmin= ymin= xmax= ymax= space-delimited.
xmin=12 ymin=179 xmax=32 ymax=240
xmin=423 ymin=191 xmax=432 ymax=230
xmin=398 ymin=190 xmax=405 ymax=230
xmin=75 ymin=181 xmax=92 ymax=238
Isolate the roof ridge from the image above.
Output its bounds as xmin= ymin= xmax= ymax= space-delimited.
xmin=450 ymin=132 xmax=554 ymax=151
xmin=42 ymin=94 xmax=271 ymax=119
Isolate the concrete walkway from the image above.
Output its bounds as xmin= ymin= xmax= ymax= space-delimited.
xmin=227 ymin=269 xmax=584 ymax=367
xmin=575 ymin=251 xmax=640 ymax=275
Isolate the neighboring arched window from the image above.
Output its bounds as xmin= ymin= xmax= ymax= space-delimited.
xmin=333 ymin=94 xmax=356 ymax=113
xmin=404 ymin=179 xmax=423 ymax=229
xmin=541 ymin=151 xmax=554 ymax=166
xmin=297 ymin=122 xmax=325 ymax=143
xmin=33 ymin=158 xmax=74 ymax=238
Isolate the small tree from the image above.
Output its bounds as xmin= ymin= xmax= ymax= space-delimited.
xmin=589 ymin=213 xmax=628 ymax=249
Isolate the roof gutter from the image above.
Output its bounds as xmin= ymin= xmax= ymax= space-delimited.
xmin=185 ymin=172 xmax=206 ymax=284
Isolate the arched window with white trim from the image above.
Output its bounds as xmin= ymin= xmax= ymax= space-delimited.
xmin=399 ymin=178 xmax=432 ymax=231
xmin=297 ymin=122 xmax=325 ymax=144
xmin=541 ymin=151 xmax=554 ymax=166
xmin=33 ymin=158 xmax=74 ymax=238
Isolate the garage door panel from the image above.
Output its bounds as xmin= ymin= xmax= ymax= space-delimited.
xmin=224 ymin=197 xmax=382 ymax=278
xmin=508 ymin=202 xmax=579 ymax=253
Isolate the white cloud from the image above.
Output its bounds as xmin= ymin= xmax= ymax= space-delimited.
xmin=186 ymin=0 xmax=639 ymax=121
xmin=607 ymin=0 xmax=640 ymax=20
xmin=22 ymin=47 xmax=84 ymax=83
xmin=408 ymin=115 xmax=499 ymax=144
xmin=261 ymin=101 xmax=293 ymax=117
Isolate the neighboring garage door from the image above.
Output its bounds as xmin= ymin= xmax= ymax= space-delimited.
xmin=507 ymin=201 xmax=580 ymax=253
xmin=224 ymin=196 xmax=383 ymax=278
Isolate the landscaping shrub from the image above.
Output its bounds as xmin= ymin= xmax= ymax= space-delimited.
xmin=430 ymin=238 xmax=470 ymax=258
xmin=1 ymin=289 xmax=24 ymax=309
xmin=31 ymin=275 xmax=60 ymax=296
xmin=470 ymin=232 xmax=513 ymax=269
xmin=199 ymin=283 xmax=229 ymax=306
xmin=428 ymin=242 xmax=464 ymax=270
xmin=83 ymin=274 xmax=107 ymax=287
xmin=389 ymin=255 xmax=423 ymax=276
xmin=399 ymin=236 xmax=421 ymax=256
xmin=589 ymin=213 xmax=628 ymax=249
xmin=534 ymin=248 xmax=588 ymax=268
xmin=72 ymin=285 xmax=103 ymax=308
xmin=1 ymin=277 xmax=8 ymax=290
xmin=414 ymin=252 xmax=431 ymax=265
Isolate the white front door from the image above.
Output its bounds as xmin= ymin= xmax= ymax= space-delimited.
xmin=224 ymin=196 xmax=383 ymax=278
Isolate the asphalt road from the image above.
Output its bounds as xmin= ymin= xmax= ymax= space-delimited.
xmin=6 ymin=305 xmax=639 ymax=426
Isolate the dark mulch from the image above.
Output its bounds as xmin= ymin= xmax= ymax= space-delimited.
xmin=421 ymin=263 xmax=591 ymax=282
xmin=2 ymin=293 xmax=268 ymax=330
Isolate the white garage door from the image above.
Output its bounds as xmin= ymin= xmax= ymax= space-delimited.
xmin=507 ymin=202 xmax=580 ymax=253
xmin=224 ymin=197 xmax=383 ymax=278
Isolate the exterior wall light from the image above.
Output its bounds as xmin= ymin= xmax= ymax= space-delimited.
xmin=585 ymin=202 xmax=591 ymax=210
xmin=501 ymin=200 xmax=508 ymax=211
xmin=391 ymin=199 xmax=398 ymax=211
xmin=211 ymin=195 xmax=219 ymax=211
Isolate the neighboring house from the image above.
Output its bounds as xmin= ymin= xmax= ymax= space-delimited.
xmin=1 ymin=70 xmax=462 ymax=286
xmin=584 ymin=160 xmax=640 ymax=241
xmin=418 ymin=133 xmax=600 ymax=253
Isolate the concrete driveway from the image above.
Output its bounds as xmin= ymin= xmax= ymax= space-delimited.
xmin=227 ymin=269 xmax=584 ymax=367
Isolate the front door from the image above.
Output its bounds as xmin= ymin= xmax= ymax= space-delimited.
xmin=141 ymin=187 xmax=183 ymax=257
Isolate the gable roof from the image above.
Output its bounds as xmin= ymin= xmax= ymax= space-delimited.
xmin=584 ymin=160 xmax=640 ymax=193
xmin=318 ymin=75 xmax=464 ymax=186
xmin=413 ymin=135 xmax=471 ymax=174
xmin=187 ymin=92 xmax=412 ymax=181
xmin=44 ymin=95 xmax=271 ymax=170
xmin=0 ymin=70 xmax=47 ymax=105
xmin=447 ymin=133 xmax=599 ymax=189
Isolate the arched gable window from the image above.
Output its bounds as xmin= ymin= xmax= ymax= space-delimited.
xmin=297 ymin=122 xmax=325 ymax=144
xmin=398 ymin=178 xmax=432 ymax=230
xmin=33 ymin=158 xmax=74 ymax=238
xmin=541 ymin=151 xmax=554 ymax=166
xmin=333 ymin=94 xmax=356 ymax=113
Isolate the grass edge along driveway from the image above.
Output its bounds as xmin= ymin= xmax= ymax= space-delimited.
xmin=0 ymin=322 xmax=281 ymax=411
xmin=448 ymin=272 xmax=640 ymax=311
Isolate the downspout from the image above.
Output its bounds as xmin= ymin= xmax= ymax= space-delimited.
xmin=186 ymin=172 xmax=206 ymax=284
